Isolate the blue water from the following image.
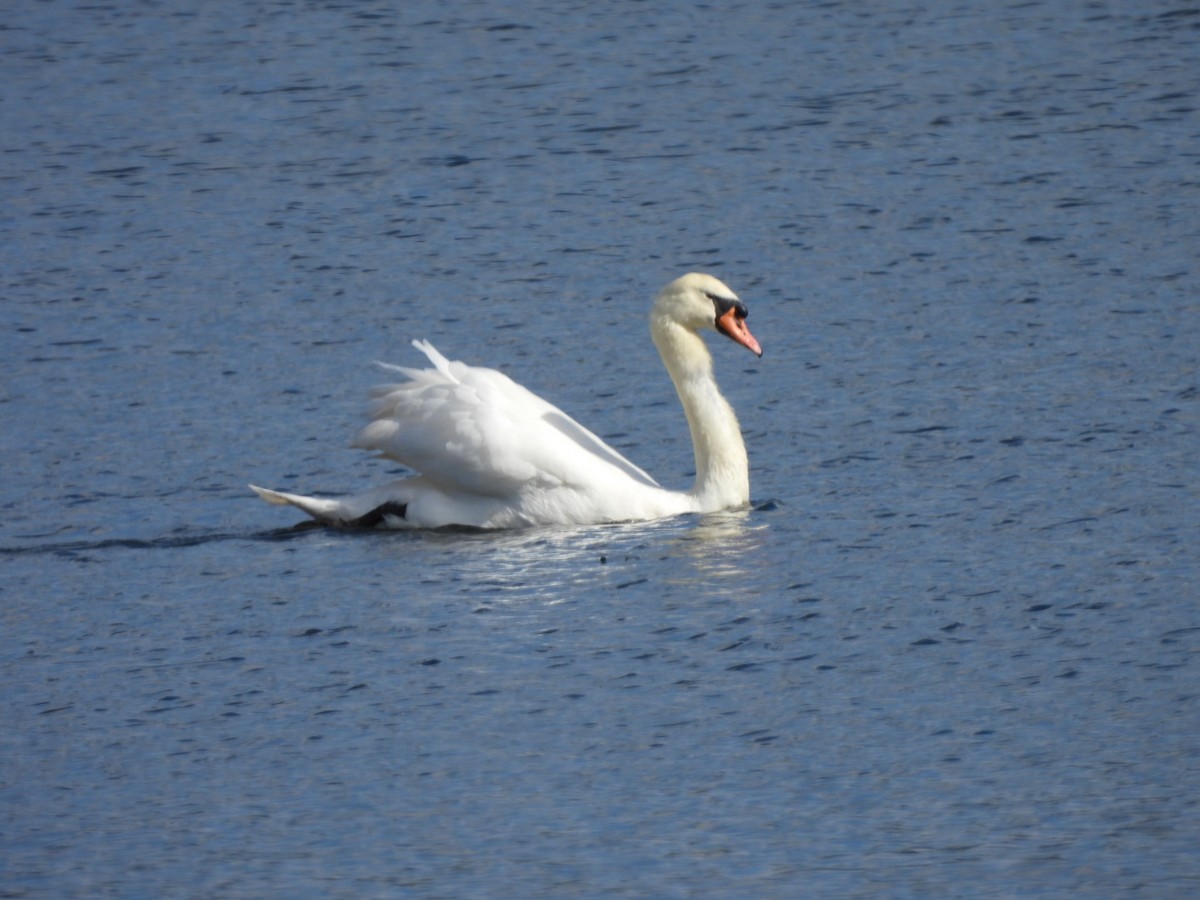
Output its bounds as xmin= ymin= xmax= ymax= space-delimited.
xmin=3 ymin=0 xmax=1198 ymax=896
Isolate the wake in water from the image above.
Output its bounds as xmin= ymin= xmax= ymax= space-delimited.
xmin=0 ymin=521 xmax=326 ymax=558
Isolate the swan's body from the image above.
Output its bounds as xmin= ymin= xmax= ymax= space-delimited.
xmin=251 ymin=273 xmax=761 ymax=529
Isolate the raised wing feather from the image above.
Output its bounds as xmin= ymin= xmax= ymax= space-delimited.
xmin=351 ymin=341 xmax=660 ymax=498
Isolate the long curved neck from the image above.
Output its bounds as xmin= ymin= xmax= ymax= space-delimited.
xmin=651 ymin=316 xmax=750 ymax=511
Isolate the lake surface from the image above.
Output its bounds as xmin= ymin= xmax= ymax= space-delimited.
xmin=2 ymin=0 xmax=1198 ymax=896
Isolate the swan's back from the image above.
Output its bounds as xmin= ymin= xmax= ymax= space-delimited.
xmin=352 ymin=340 xmax=662 ymax=502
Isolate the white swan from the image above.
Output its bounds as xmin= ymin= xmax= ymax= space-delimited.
xmin=250 ymin=272 xmax=762 ymax=529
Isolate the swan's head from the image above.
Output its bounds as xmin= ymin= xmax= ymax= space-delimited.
xmin=653 ymin=273 xmax=762 ymax=357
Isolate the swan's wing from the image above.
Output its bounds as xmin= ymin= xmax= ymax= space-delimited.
xmin=351 ymin=341 xmax=660 ymax=498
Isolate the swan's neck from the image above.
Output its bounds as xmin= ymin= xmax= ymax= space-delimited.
xmin=651 ymin=317 xmax=750 ymax=511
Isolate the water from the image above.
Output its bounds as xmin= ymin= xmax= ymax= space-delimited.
xmin=2 ymin=0 xmax=1198 ymax=895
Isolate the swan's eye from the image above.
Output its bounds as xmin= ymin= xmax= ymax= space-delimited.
xmin=706 ymin=291 xmax=748 ymax=320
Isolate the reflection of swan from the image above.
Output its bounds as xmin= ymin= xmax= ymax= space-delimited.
xmin=668 ymin=508 xmax=769 ymax=584
xmin=251 ymin=273 xmax=762 ymax=529
xmin=428 ymin=519 xmax=681 ymax=603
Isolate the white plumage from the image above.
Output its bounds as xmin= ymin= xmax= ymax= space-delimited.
xmin=251 ymin=272 xmax=762 ymax=529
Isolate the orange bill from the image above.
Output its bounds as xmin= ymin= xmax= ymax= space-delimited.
xmin=716 ymin=306 xmax=763 ymax=357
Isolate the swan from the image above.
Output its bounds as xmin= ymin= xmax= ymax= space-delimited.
xmin=250 ymin=272 xmax=762 ymax=529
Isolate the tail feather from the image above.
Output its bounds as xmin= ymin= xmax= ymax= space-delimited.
xmin=249 ymin=484 xmax=291 ymax=505
xmin=249 ymin=484 xmax=344 ymax=520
